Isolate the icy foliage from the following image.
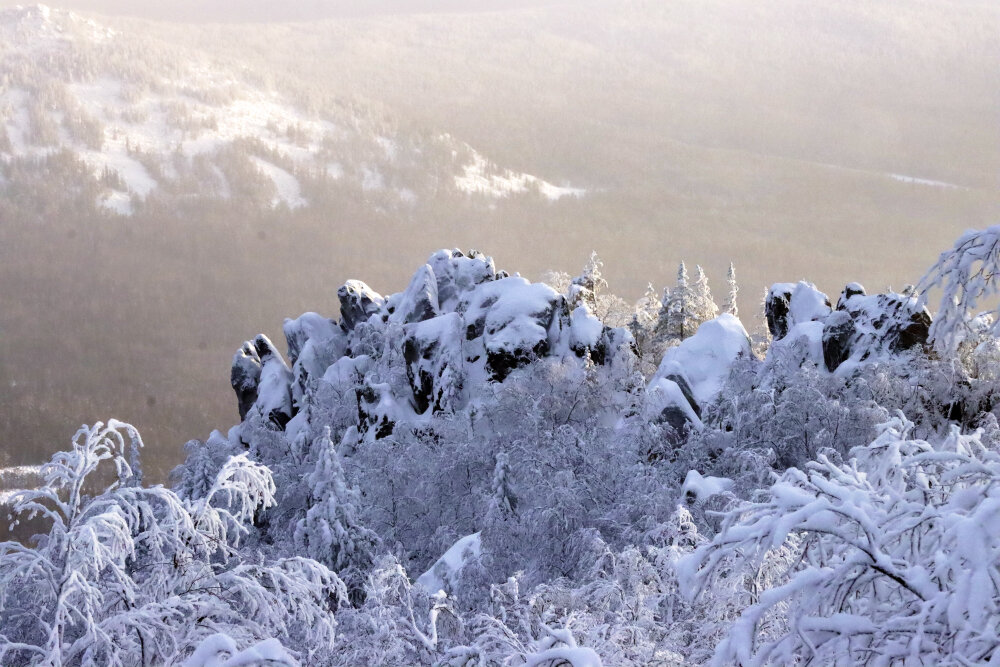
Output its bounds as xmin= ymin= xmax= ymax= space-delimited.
xmin=654 ymin=313 xmax=752 ymax=406
xmin=416 ymin=532 xmax=481 ymax=594
xmin=12 ymin=228 xmax=1000 ymax=664
xmin=681 ymin=415 xmax=1000 ymax=666
xmin=0 ymin=421 xmax=344 ymax=667
xmin=918 ymin=224 xmax=1000 ymax=353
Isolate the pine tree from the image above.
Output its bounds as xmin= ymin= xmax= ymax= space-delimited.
xmin=490 ymin=451 xmax=518 ymax=519
xmin=568 ymin=251 xmax=607 ymax=311
xmin=660 ymin=262 xmax=695 ymax=341
xmin=629 ymin=282 xmax=662 ymax=354
xmin=294 ymin=427 xmax=381 ymax=598
xmin=724 ymin=262 xmax=739 ymax=318
xmin=691 ymin=264 xmax=719 ymax=325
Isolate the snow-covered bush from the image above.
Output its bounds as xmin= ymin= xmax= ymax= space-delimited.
xmin=919 ymin=224 xmax=1000 ymax=353
xmin=680 ymin=414 xmax=1000 ymax=666
xmin=0 ymin=420 xmax=344 ymax=667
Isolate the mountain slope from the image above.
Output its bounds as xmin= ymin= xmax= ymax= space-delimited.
xmin=0 ymin=4 xmax=583 ymax=215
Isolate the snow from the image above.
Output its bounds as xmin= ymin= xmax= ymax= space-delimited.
xmin=770 ymin=282 xmax=831 ymax=328
xmin=570 ymin=305 xmax=604 ymax=349
xmin=250 ymin=157 xmax=307 ymax=209
xmin=472 ymin=278 xmax=559 ymax=354
xmin=416 ymin=532 xmax=482 ymax=594
xmin=654 ymin=314 xmax=752 ymax=406
xmin=524 ymin=647 xmax=603 ymax=667
xmin=98 ymin=189 xmax=133 ymax=215
xmin=681 ymin=470 xmax=733 ymax=502
xmin=255 ymin=353 xmax=293 ymax=419
xmin=455 ymin=148 xmax=585 ymax=201
xmin=774 ymin=320 xmax=826 ymax=366
xmin=184 ymin=634 xmax=298 ymax=667
xmin=361 ymin=166 xmax=384 ymax=191
xmin=889 ymin=173 xmax=966 ymax=189
xmin=646 ymin=378 xmax=704 ymax=428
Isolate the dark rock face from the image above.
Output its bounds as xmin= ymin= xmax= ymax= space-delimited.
xmin=231 ymin=335 xmax=279 ymax=420
xmin=766 ymin=282 xmax=833 ymax=341
xmin=338 ymin=280 xmax=385 ymax=332
xmin=659 ymin=406 xmax=693 ymax=445
xmin=822 ymin=310 xmax=856 ymax=372
xmin=821 ymin=285 xmax=932 ymax=371
xmin=766 ymin=286 xmax=793 ymax=340
xmin=487 ymin=339 xmax=551 ymax=383
xmin=230 ymin=249 xmax=637 ymax=442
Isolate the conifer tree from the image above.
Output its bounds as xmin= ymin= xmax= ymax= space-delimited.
xmin=489 ymin=451 xmax=518 ymax=520
xmin=691 ymin=264 xmax=719 ymax=325
xmin=294 ymin=427 xmax=381 ymax=597
xmin=662 ymin=261 xmax=695 ymax=341
xmin=629 ymin=282 xmax=662 ymax=355
xmin=723 ymin=262 xmax=739 ymax=318
xmin=568 ymin=250 xmax=607 ymax=311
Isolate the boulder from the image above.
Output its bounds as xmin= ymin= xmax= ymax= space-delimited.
xmin=766 ymin=282 xmax=832 ymax=341
xmin=337 ymin=280 xmax=384 ymax=331
xmin=822 ymin=285 xmax=932 ymax=371
xmin=230 ymin=334 xmax=293 ymax=427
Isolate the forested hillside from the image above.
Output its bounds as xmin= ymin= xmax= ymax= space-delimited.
xmin=5 ymin=227 xmax=1000 ymax=665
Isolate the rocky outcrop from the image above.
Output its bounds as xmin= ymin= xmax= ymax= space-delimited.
xmin=764 ymin=281 xmax=932 ymax=372
xmin=230 ymin=334 xmax=293 ymax=428
xmin=230 ymin=249 xmax=636 ymax=441
xmin=822 ymin=284 xmax=931 ymax=371
xmin=337 ymin=280 xmax=384 ymax=332
xmin=766 ymin=282 xmax=832 ymax=341
xmin=645 ymin=313 xmax=753 ymax=441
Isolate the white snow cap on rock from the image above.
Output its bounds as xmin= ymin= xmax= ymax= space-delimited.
xmin=681 ymin=470 xmax=734 ymax=503
xmin=417 ymin=532 xmax=482 ymax=594
xmin=645 ymin=378 xmax=704 ymax=428
xmin=654 ymin=313 xmax=752 ymax=406
xmin=184 ymin=634 xmax=298 ymax=667
xmin=771 ymin=281 xmax=832 ymax=328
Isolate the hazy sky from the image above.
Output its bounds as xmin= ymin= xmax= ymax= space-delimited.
xmin=0 ymin=0 xmax=565 ymax=22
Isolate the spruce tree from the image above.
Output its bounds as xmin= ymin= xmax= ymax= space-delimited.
xmin=691 ymin=264 xmax=719 ymax=325
xmin=724 ymin=262 xmax=739 ymax=318
xmin=665 ymin=261 xmax=694 ymax=341
xmin=630 ymin=282 xmax=662 ymax=354
xmin=568 ymin=250 xmax=607 ymax=311
xmin=294 ymin=427 xmax=381 ymax=598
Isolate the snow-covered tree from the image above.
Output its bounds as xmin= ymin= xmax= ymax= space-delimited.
xmin=0 ymin=421 xmax=344 ymax=667
xmin=293 ymin=427 xmax=381 ymax=598
xmin=488 ymin=451 xmax=518 ymax=520
xmin=568 ymin=251 xmax=608 ymax=312
xmin=629 ymin=282 xmax=661 ymax=365
xmin=723 ymin=262 xmax=739 ymax=318
xmin=690 ymin=264 xmax=719 ymax=324
xmin=918 ymin=224 xmax=1000 ymax=353
xmin=680 ymin=414 xmax=1000 ymax=666
xmin=654 ymin=262 xmax=704 ymax=344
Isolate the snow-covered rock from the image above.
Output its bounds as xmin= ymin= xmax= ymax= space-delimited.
xmin=643 ymin=314 xmax=751 ymax=442
xmin=763 ymin=281 xmax=932 ymax=373
xmin=230 ymin=249 xmax=636 ymax=440
xmin=416 ymin=532 xmax=482 ymax=594
xmin=337 ymin=280 xmax=385 ymax=332
xmin=823 ymin=284 xmax=932 ymax=372
xmin=681 ymin=470 xmax=734 ymax=503
xmin=766 ymin=282 xmax=832 ymax=341
xmin=654 ymin=314 xmax=752 ymax=407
